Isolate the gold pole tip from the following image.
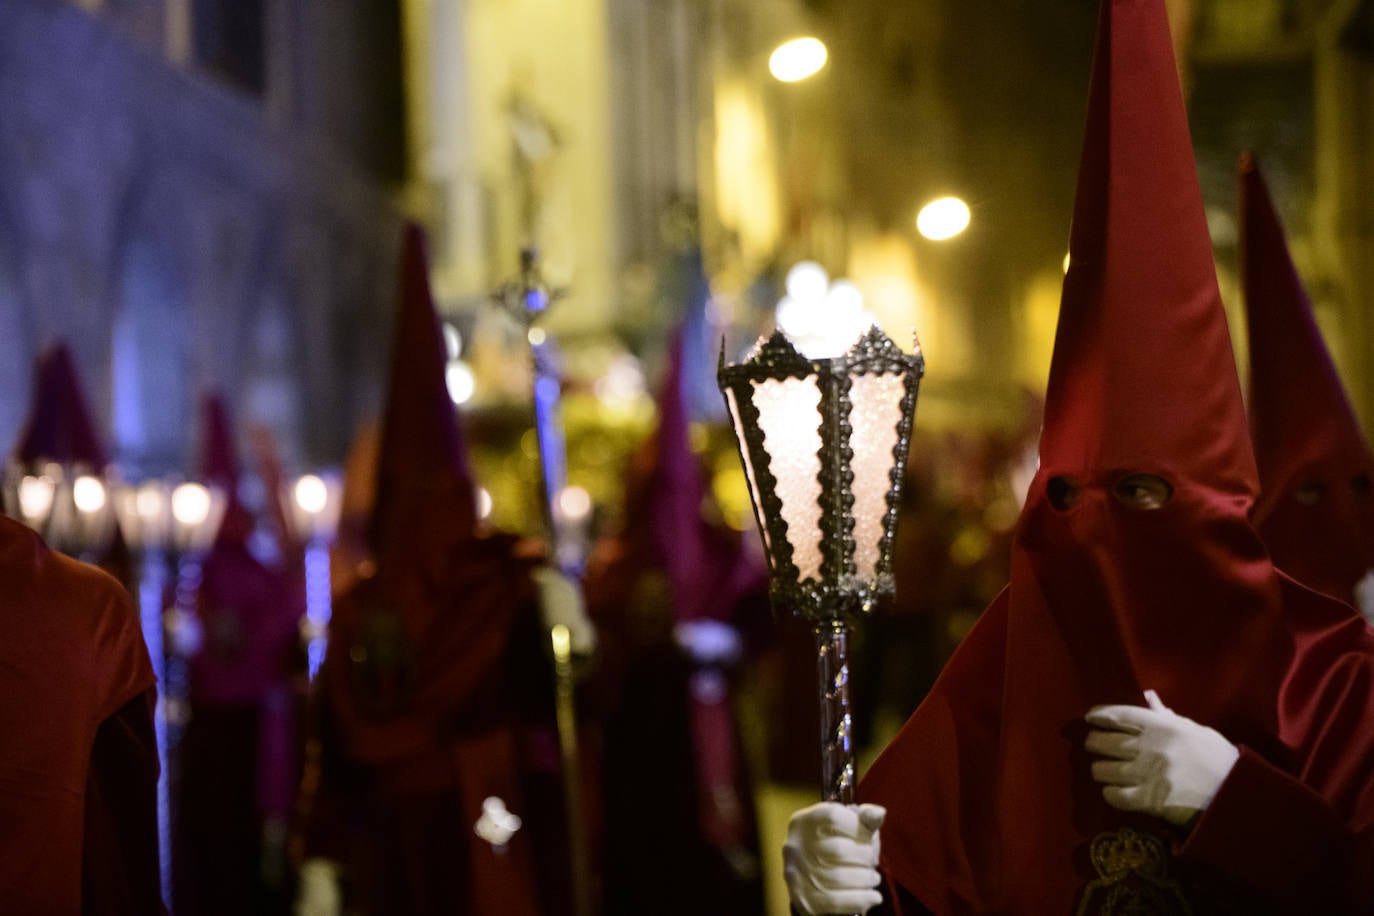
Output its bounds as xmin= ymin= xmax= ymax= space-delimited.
xmin=550 ymin=624 xmax=572 ymax=662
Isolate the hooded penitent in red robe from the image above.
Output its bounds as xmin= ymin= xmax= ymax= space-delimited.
xmin=861 ymin=2 xmax=1374 ymax=913
xmin=1242 ymin=155 xmax=1374 ymax=607
xmin=585 ymin=330 xmax=769 ymax=916
xmin=1233 ymin=158 xmax=1374 ymax=911
xmin=187 ymin=395 xmax=302 ymax=716
xmin=176 ymin=394 xmax=303 ymax=915
xmin=301 ymin=224 xmax=567 ymax=915
xmin=11 ymin=342 xmax=132 ymax=582
xmin=3 ymin=344 xmax=161 ymax=913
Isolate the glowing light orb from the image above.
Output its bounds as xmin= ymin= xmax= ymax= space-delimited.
xmin=770 ymin=37 xmax=828 ymax=82
xmin=775 ymin=295 xmax=813 ymax=340
xmin=775 ymin=273 xmax=879 ymax=359
xmin=826 ymin=279 xmax=864 ymax=317
xmin=294 ymin=474 xmax=329 ymax=515
xmin=446 ymin=361 xmax=476 ymax=405
xmin=171 ymin=482 xmax=211 ymax=526
xmin=785 ymin=261 xmax=830 ymax=303
xmin=557 ymin=485 xmax=592 ymax=521
xmin=18 ymin=475 xmax=55 ymax=521
xmin=72 ymin=475 xmax=107 ymax=514
xmin=916 ymin=197 xmax=971 ymax=241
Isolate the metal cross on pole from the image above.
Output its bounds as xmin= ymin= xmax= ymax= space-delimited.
xmin=494 ymin=248 xmax=584 ymax=575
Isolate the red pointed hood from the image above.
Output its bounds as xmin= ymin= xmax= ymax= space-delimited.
xmin=1242 ymin=154 xmax=1374 ymax=604
xmin=330 ymin=420 xmax=381 ymax=598
xmin=199 ymin=393 xmax=253 ymax=548
xmin=246 ymin=422 xmax=297 ymax=557
xmin=862 ymin=3 xmax=1290 ymax=910
xmin=13 ymin=342 xmax=108 ymax=469
xmin=640 ymin=331 xmax=708 ymax=614
xmin=322 ymin=224 xmax=535 ymax=767
xmin=1041 ymin=4 xmax=1256 ymax=495
xmin=625 ymin=331 xmax=766 ymax=625
xmin=368 ymin=223 xmax=478 ymax=574
xmin=199 ymin=394 xmax=239 ymax=485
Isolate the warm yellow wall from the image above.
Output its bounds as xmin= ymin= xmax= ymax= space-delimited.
xmin=405 ymin=0 xmax=616 ymax=331
xmin=712 ymin=76 xmax=782 ymax=268
xmin=1015 ymin=268 xmax=1063 ymax=397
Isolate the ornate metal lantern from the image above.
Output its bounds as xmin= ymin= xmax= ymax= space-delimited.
xmin=281 ymin=471 xmax=344 ymax=680
xmin=718 ymin=325 xmax=923 ymax=803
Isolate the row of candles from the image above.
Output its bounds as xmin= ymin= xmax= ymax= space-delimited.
xmin=0 ymin=461 xmax=343 ymax=905
xmin=0 ymin=462 xmax=342 ymax=562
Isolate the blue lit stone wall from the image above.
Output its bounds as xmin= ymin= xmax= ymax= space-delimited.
xmin=0 ymin=0 xmax=403 ymax=476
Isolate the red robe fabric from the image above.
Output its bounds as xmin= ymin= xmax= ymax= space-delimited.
xmin=300 ymin=224 xmax=564 ymax=915
xmin=1242 ymin=154 xmax=1374 ymax=607
xmin=312 ymin=535 xmax=554 ymax=915
xmin=0 ymin=513 xmax=161 ymax=914
xmin=1176 ymin=572 xmax=1374 ymax=912
xmin=860 ymin=2 xmax=1372 ymax=912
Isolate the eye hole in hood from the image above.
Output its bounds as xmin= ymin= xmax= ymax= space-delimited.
xmin=1047 ymin=476 xmax=1082 ymax=510
xmin=1112 ymin=473 xmax=1173 ymax=511
xmin=1294 ymin=478 xmax=1326 ymax=506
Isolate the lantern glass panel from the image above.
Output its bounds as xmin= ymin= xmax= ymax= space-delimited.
xmin=724 ymin=387 xmax=769 ymax=556
xmin=848 ymin=371 xmax=908 ymax=580
xmin=751 ymin=375 xmax=824 ymax=581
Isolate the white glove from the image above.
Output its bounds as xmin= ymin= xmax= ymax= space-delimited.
xmin=674 ymin=619 xmax=743 ymax=665
xmin=295 ymin=858 xmax=342 ymax=916
xmin=1354 ymin=569 xmax=1374 ymax=628
xmin=473 ymin=795 xmax=523 ymax=848
xmin=533 ymin=566 xmax=596 ymax=655
xmin=1085 ymin=690 xmax=1239 ymax=827
xmin=784 ymin=802 xmax=885 ymax=915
